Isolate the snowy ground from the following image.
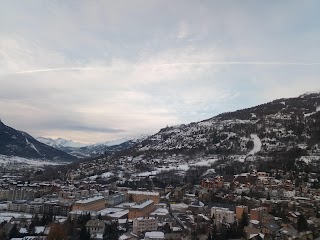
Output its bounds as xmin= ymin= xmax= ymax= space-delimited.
xmin=133 ymin=157 xmax=219 ymax=177
xmin=89 ymin=172 xmax=115 ymax=180
xmin=299 ymin=156 xmax=320 ymax=164
xmin=191 ymin=158 xmax=218 ymax=166
xmin=248 ymin=134 xmax=262 ymax=156
xmin=0 ymin=154 xmax=66 ymax=167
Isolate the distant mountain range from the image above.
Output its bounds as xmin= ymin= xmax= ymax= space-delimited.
xmin=36 ymin=137 xmax=87 ymax=149
xmin=0 ymin=119 xmax=148 ymax=161
xmin=3 ymin=92 xmax=320 ymax=164
xmin=36 ymin=136 xmax=148 ymax=158
xmin=0 ymin=120 xmax=76 ymax=161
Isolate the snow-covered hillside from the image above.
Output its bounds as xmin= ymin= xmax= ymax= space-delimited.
xmin=119 ymin=92 xmax=320 ymax=157
xmin=0 ymin=154 xmax=66 ymax=167
xmin=77 ymin=135 xmax=149 ymax=157
xmin=0 ymin=120 xmax=77 ymax=161
xmin=36 ymin=137 xmax=87 ymax=148
xmin=248 ymin=134 xmax=262 ymax=156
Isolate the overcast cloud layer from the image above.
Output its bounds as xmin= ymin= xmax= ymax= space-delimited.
xmin=1 ymin=1 xmax=320 ymax=143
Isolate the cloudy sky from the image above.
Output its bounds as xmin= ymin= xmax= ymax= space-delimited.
xmin=1 ymin=1 xmax=320 ymax=143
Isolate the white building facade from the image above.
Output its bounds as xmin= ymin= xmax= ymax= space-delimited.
xmin=211 ymin=207 xmax=235 ymax=225
xmin=133 ymin=217 xmax=158 ymax=234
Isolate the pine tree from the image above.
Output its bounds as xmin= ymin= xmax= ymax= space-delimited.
xmin=267 ymin=192 xmax=271 ymax=200
xmin=79 ymin=226 xmax=90 ymax=240
xmin=240 ymin=210 xmax=249 ymax=228
xmin=28 ymin=220 xmax=35 ymax=235
xmin=191 ymin=231 xmax=198 ymax=240
xmin=103 ymin=221 xmax=119 ymax=240
xmin=316 ymin=207 xmax=320 ymax=218
xmin=32 ymin=214 xmax=40 ymax=225
xmin=297 ymin=214 xmax=309 ymax=232
xmin=211 ymin=225 xmax=218 ymax=239
xmin=0 ymin=232 xmax=6 ymax=240
xmin=9 ymin=224 xmax=20 ymax=239
xmin=87 ymin=228 xmax=91 ymax=239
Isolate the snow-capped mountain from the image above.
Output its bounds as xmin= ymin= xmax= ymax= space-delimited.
xmin=77 ymin=135 xmax=148 ymax=157
xmin=36 ymin=135 xmax=149 ymax=158
xmin=90 ymin=138 xmax=128 ymax=147
xmin=0 ymin=120 xmax=77 ymax=161
xmin=36 ymin=137 xmax=88 ymax=148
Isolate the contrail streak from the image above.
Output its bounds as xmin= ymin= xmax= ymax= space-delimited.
xmin=7 ymin=61 xmax=320 ymax=75
xmin=13 ymin=67 xmax=114 ymax=74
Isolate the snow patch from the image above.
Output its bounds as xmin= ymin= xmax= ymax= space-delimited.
xmin=170 ymin=203 xmax=189 ymax=211
xmin=191 ymin=158 xmax=218 ymax=166
xmin=304 ymin=112 xmax=316 ymax=118
xmin=0 ymin=154 xmax=64 ymax=166
xmin=101 ymin=172 xmax=115 ymax=178
xmin=25 ymin=138 xmax=41 ymax=155
xmin=202 ymin=169 xmax=216 ymax=176
xmin=248 ymin=134 xmax=262 ymax=156
xmin=92 ymin=138 xmax=128 ymax=147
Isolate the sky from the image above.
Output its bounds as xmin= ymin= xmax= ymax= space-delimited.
xmin=1 ymin=1 xmax=320 ymax=144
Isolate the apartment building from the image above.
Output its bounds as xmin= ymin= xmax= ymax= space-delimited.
xmin=211 ymin=207 xmax=235 ymax=225
xmin=73 ymin=195 xmax=105 ymax=211
xmin=201 ymin=176 xmax=224 ymax=190
xmin=128 ymin=200 xmax=155 ymax=219
xmin=133 ymin=217 xmax=158 ymax=234
xmin=250 ymin=207 xmax=268 ymax=222
xmin=236 ymin=205 xmax=248 ymax=220
xmin=43 ymin=201 xmax=73 ymax=216
xmin=106 ymin=193 xmax=126 ymax=206
xmin=86 ymin=219 xmax=105 ymax=235
xmin=7 ymin=200 xmax=43 ymax=214
xmin=2 ymin=188 xmax=39 ymax=201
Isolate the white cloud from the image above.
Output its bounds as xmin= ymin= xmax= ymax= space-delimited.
xmin=1 ymin=1 xmax=320 ymax=143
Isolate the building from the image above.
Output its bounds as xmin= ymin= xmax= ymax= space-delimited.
xmin=133 ymin=217 xmax=158 ymax=234
xmin=5 ymin=188 xmax=39 ymax=201
xmin=7 ymin=201 xmax=43 ymax=214
xmin=43 ymin=201 xmax=72 ymax=216
xmin=250 ymin=207 xmax=267 ymax=222
xmin=98 ymin=208 xmax=129 ymax=220
xmin=24 ymin=201 xmax=43 ymax=214
xmin=127 ymin=191 xmax=160 ymax=204
xmin=86 ymin=219 xmax=105 ymax=236
xmin=144 ymin=231 xmax=165 ymax=240
xmin=201 ymin=176 xmax=224 ymax=190
xmin=236 ymin=205 xmax=248 ymax=220
xmin=59 ymin=191 xmax=89 ymax=199
xmin=106 ymin=193 xmax=126 ymax=206
xmin=7 ymin=200 xmax=27 ymax=212
xmin=73 ymin=196 xmax=105 ymax=211
xmin=128 ymin=200 xmax=155 ymax=219
xmin=211 ymin=207 xmax=235 ymax=225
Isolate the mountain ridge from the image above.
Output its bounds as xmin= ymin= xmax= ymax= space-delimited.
xmin=0 ymin=121 xmax=77 ymax=161
xmin=36 ymin=137 xmax=87 ymax=149
xmin=112 ymin=92 xmax=320 ymax=158
xmin=33 ymin=92 xmax=320 ymax=181
xmin=36 ymin=135 xmax=149 ymax=158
